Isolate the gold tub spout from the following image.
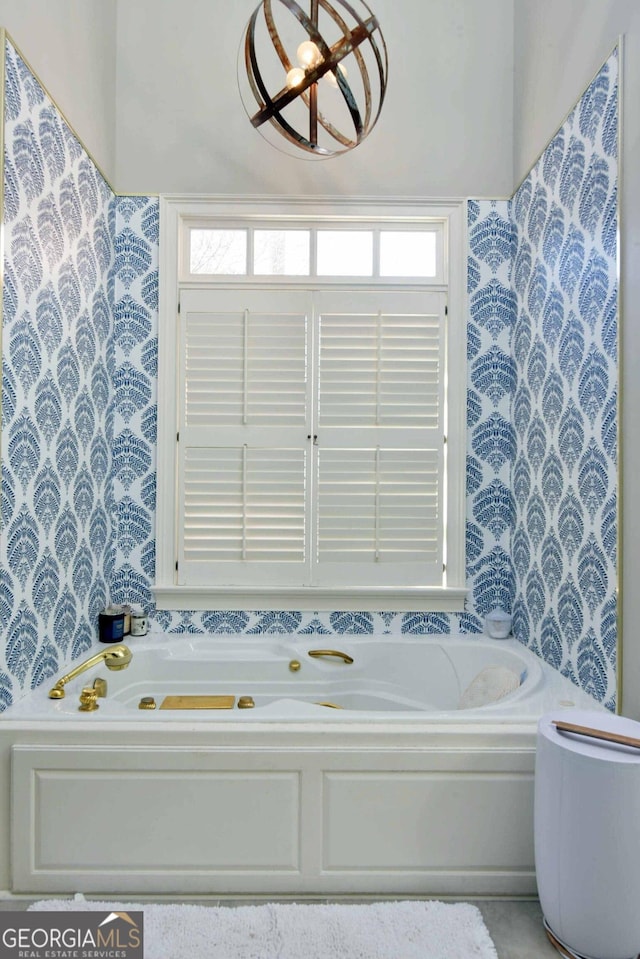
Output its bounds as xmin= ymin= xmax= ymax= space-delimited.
xmin=48 ymin=644 xmax=132 ymax=699
xmin=308 ymin=649 xmax=354 ymax=664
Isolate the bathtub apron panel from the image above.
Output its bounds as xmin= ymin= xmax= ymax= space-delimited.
xmin=11 ymin=740 xmax=535 ymax=896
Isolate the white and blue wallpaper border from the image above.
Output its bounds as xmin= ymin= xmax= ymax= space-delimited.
xmin=0 ymin=41 xmax=618 ymax=709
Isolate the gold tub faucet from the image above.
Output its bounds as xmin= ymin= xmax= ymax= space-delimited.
xmin=48 ymin=644 xmax=132 ymax=699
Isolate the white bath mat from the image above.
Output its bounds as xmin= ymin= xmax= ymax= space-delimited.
xmin=29 ymin=896 xmax=498 ymax=959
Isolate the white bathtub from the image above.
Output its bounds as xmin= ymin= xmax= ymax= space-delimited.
xmin=3 ymin=633 xmax=593 ymax=722
xmin=0 ymin=633 xmax=602 ymax=898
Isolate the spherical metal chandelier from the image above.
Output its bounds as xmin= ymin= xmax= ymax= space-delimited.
xmin=238 ymin=0 xmax=388 ymax=158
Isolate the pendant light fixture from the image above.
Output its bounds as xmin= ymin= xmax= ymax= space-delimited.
xmin=238 ymin=0 xmax=388 ymax=158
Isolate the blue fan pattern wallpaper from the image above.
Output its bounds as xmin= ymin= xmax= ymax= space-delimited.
xmin=510 ymin=51 xmax=618 ymax=706
xmin=467 ymin=199 xmax=515 ymax=633
xmin=0 ymin=41 xmax=617 ymax=709
xmin=0 ymin=41 xmax=115 ymax=711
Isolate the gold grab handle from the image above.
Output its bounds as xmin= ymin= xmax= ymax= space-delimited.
xmin=308 ymin=649 xmax=354 ymax=664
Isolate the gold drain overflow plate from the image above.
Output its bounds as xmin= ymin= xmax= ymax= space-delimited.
xmin=159 ymin=695 xmax=236 ymax=710
xmin=139 ymin=695 xmax=259 ymax=710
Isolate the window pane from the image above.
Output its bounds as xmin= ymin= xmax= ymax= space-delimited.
xmin=380 ymin=231 xmax=437 ymax=277
xmin=190 ymin=229 xmax=247 ymax=274
xmin=254 ymin=230 xmax=310 ymax=275
xmin=317 ymin=231 xmax=373 ymax=276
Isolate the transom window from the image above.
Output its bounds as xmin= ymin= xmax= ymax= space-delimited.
xmin=186 ymin=223 xmax=440 ymax=280
xmin=156 ymin=198 xmax=466 ymax=611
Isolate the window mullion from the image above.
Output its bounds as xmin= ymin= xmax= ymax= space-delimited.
xmin=246 ymin=228 xmax=254 ymax=276
xmin=372 ymin=228 xmax=381 ymax=279
xmin=310 ymin=228 xmax=318 ymax=278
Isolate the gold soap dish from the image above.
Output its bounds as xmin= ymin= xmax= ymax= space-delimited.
xmin=159 ymin=695 xmax=236 ymax=710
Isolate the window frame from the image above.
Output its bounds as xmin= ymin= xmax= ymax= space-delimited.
xmin=156 ymin=196 xmax=468 ymax=611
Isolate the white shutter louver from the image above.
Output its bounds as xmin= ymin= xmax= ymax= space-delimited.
xmin=317 ymin=447 xmax=440 ymax=563
xmin=185 ymin=306 xmax=307 ymax=426
xmin=178 ymin=289 xmax=311 ymax=586
xmin=319 ymin=308 xmax=440 ymax=427
xmin=314 ymin=291 xmax=445 ymax=588
xmin=183 ymin=447 xmax=306 ymax=562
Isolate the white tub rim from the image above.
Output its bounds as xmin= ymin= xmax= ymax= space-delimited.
xmin=0 ymin=632 xmax=603 ymax=727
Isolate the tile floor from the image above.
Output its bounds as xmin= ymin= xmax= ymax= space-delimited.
xmin=475 ymin=900 xmax=558 ymax=958
xmin=0 ymin=896 xmax=558 ymax=957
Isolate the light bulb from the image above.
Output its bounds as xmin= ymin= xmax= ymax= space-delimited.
xmin=297 ymin=40 xmax=323 ymax=69
xmin=324 ymin=62 xmax=347 ymax=88
xmin=286 ymin=67 xmax=306 ymax=90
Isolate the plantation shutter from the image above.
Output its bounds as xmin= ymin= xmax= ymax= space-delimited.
xmin=177 ymin=289 xmax=312 ymax=586
xmin=176 ymin=288 xmax=446 ymax=590
xmin=313 ymin=290 xmax=446 ymax=588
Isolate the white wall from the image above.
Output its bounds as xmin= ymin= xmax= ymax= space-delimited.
xmin=514 ymin=1 xmax=629 ymax=183
xmin=0 ymin=0 xmax=117 ymax=183
xmin=514 ymin=0 xmax=640 ymax=718
xmin=114 ymin=0 xmax=514 ymax=197
xmin=0 ymin=0 xmax=514 ymax=196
